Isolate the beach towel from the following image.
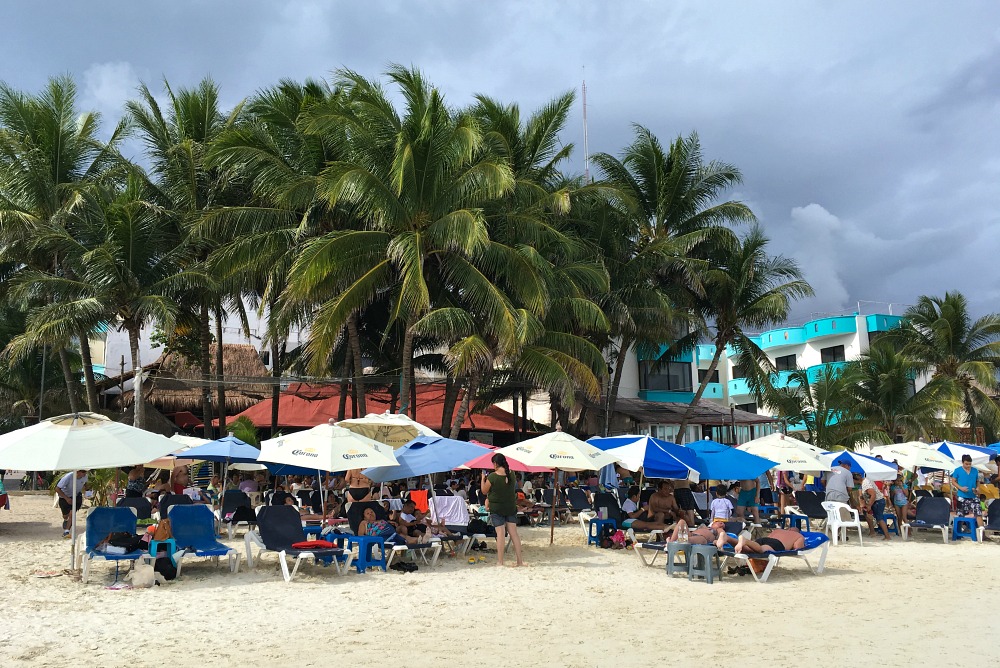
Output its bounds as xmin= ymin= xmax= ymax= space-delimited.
xmin=291 ymin=540 xmax=335 ymax=549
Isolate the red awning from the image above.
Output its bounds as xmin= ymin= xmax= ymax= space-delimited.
xmin=219 ymin=382 xmax=526 ymax=433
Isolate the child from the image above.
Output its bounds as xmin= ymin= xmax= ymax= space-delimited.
xmin=710 ymin=484 xmax=734 ymax=522
xmin=890 ymin=476 xmax=911 ymax=520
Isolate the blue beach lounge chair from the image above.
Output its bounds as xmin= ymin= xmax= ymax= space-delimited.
xmin=79 ymin=507 xmax=147 ymax=584
xmin=901 ymin=496 xmax=951 ymax=543
xmin=720 ymin=531 xmax=830 ymax=583
xmin=245 ymin=505 xmax=352 ymax=582
xmin=168 ymin=504 xmax=240 ymax=576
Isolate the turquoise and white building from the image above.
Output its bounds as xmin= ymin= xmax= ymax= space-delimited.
xmin=616 ymin=312 xmax=905 ymax=442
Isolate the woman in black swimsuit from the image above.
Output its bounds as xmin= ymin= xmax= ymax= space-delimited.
xmin=345 ymin=469 xmax=373 ymax=502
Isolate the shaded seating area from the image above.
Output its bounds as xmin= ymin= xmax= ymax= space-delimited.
xmin=216 ymin=489 xmax=257 ymax=539
xmin=169 ymin=504 xmax=240 ymax=575
xmin=346 ymin=501 xmax=441 ymax=570
xmin=245 ymin=505 xmax=352 ymax=582
xmin=902 ymin=497 xmax=952 ymax=543
xmin=79 ymin=507 xmax=148 ymax=584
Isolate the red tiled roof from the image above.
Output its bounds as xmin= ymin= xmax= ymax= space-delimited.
xmin=221 ymin=382 xmax=526 ymax=433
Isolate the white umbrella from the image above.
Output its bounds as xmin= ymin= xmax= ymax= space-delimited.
xmin=0 ymin=412 xmax=179 ymax=567
xmin=870 ymin=442 xmax=959 ymax=471
xmin=737 ymin=434 xmax=831 ymax=473
xmin=338 ymin=412 xmax=441 ymax=448
xmin=496 ymin=431 xmax=622 ymax=544
xmin=259 ymin=421 xmax=398 ymax=523
xmin=146 ymin=434 xmax=207 ymax=469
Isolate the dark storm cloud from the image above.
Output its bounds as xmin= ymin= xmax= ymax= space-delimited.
xmin=3 ymin=1 xmax=998 ymax=321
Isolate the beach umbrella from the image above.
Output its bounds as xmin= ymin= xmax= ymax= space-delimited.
xmin=588 ymin=435 xmax=700 ymax=482
xmin=870 ymin=442 xmax=959 ymax=471
xmin=459 ymin=450 xmax=552 ymax=473
xmin=179 ymin=435 xmax=262 ymax=510
xmin=146 ymin=434 xmax=206 ymax=469
xmin=496 ymin=431 xmax=622 ymax=544
xmin=737 ymin=434 xmax=831 ymax=473
xmin=0 ymin=412 xmax=178 ymax=567
xmin=680 ymin=439 xmax=778 ymax=481
xmin=260 ymin=421 xmax=399 ymax=523
xmin=932 ymin=441 xmax=996 ymax=466
xmin=362 ymin=436 xmax=490 ymax=483
xmin=821 ymin=450 xmax=899 ymax=482
xmin=338 ymin=412 xmax=441 ymax=448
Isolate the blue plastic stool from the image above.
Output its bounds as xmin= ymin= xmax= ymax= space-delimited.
xmin=876 ymin=513 xmax=901 ymax=536
xmin=688 ymin=544 xmax=723 ymax=584
xmin=665 ymin=542 xmax=692 ymax=577
xmin=588 ymin=518 xmax=617 ymax=546
xmin=348 ymin=535 xmax=387 ymax=572
xmin=149 ymin=538 xmax=177 ymax=565
xmin=951 ymin=516 xmax=977 ymax=541
xmin=782 ymin=514 xmax=811 ymax=531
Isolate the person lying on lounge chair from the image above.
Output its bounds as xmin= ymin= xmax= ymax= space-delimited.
xmin=665 ymin=519 xmax=729 ymax=549
xmin=732 ymin=527 xmax=805 ymax=554
xmin=397 ymin=500 xmax=431 ymax=541
xmin=359 ymin=507 xmax=421 ymax=545
xmin=621 ymin=487 xmax=673 ymax=533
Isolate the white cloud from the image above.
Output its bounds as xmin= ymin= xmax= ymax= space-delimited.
xmin=81 ymin=61 xmax=140 ymax=126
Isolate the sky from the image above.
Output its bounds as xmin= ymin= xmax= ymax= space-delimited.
xmin=4 ymin=1 xmax=999 ymax=323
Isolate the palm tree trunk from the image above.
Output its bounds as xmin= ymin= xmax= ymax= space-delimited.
xmin=676 ymin=341 xmax=726 ymax=444
xmin=441 ymin=375 xmax=458 ymax=433
xmin=77 ymin=332 xmax=100 ymax=411
xmin=409 ymin=364 xmax=417 ymax=420
xmin=57 ymin=347 xmax=80 ymax=414
xmin=127 ymin=325 xmax=145 ymax=430
xmin=398 ymin=318 xmax=416 ymax=416
xmin=337 ymin=361 xmax=349 ymax=421
xmin=512 ymin=391 xmax=520 ymax=441
xmin=199 ymin=302 xmax=215 ymax=439
xmin=449 ymin=376 xmax=478 ymax=439
xmin=347 ymin=313 xmax=366 ymax=415
xmin=608 ymin=341 xmax=631 ymax=424
xmin=215 ymin=306 xmax=227 ymax=434
xmin=522 ymin=390 xmax=529 ymax=433
xmin=269 ymin=338 xmax=280 ymax=435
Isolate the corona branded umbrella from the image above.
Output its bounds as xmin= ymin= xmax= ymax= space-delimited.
xmin=338 ymin=412 xmax=441 ymax=448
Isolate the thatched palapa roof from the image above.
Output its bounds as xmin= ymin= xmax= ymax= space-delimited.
xmin=122 ymin=343 xmax=271 ymax=414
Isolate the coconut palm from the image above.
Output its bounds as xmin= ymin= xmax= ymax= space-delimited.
xmin=286 ymin=66 xmax=518 ymax=418
xmin=765 ymin=364 xmax=871 ymax=449
xmin=894 ymin=292 xmax=1000 ymax=442
xmin=0 ymin=76 xmax=126 ymax=410
xmin=675 ymin=225 xmax=813 ymax=442
xmin=126 ymin=78 xmax=243 ymax=436
xmin=849 ymin=338 xmax=957 ymax=442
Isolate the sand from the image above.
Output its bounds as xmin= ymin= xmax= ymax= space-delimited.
xmin=1 ymin=493 xmax=998 ymax=668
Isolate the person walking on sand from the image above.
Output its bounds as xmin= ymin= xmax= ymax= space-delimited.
xmin=481 ymin=453 xmax=526 ymax=567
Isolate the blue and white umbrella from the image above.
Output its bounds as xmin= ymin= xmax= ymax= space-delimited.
xmin=821 ymin=450 xmax=899 ymax=482
xmin=362 ymin=436 xmax=490 ymax=483
xmin=588 ymin=435 xmax=700 ymax=482
xmin=932 ymin=441 xmax=997 ymax=466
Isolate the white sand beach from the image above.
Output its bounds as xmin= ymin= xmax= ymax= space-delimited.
xmin=1 ymin=493 xmax=998 ymax=668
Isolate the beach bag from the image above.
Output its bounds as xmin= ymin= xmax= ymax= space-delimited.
xmin=154 ymin=555 xmax=177 ymax=581
xmin=610 ymin=529 xmax=626 ymax=549
xmin=468 ymin=518 xmax=490 ymax=535
xmin=108 ymin=532 xmax=143 ymax=553
xmin=599 ymin=523 xmax=616 ymax=548
xmin=152 ymin=519 xmax=172 ymax=541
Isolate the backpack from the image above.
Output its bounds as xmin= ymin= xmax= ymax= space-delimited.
xmin=610 ymin=529 xmax=626 ymax=549
xmin=599 ymin=523 xmax=617 ymax=548
xmin=107 ymin=531 xmax=143 ymax=553
xmin=467 ymin=518 xmax=490 ymax=535
xmin=152 ymin=519 xmax=173 ymax=541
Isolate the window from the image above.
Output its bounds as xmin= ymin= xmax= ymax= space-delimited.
xmin=774 ymin=354 xmax=796 ymax=371
xmin=820 ymin=345 xmax=846 ymax=364
xmin=731 ymin=364 xmax=746 ymax=379
xmin=698 ymin=368 xmax=720 ymax=383
xmin=649 ymin=424 xmax=700 ymax=444
xmin=735 ymin=402 xmax=757 ymax=413
xmin=640 ymin=361 xmax=693 ymax=392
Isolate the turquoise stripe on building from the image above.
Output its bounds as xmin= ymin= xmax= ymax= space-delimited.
xmin=803 ymin=316 xmax=856 ymax=341
xmin=638 ymin=390 xmax=698 ymax=403
xmin=866 ymin=314 xmax=902 ymax=332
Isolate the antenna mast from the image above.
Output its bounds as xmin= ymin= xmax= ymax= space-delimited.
xmin=582 ymin=76 xmax=591 ymax=183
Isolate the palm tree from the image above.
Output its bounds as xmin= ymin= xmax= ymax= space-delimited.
xmin=126 ymin=78 xmax=243 ymax=436
xmin=0 ymin=75 xmax=126 ymax=410
xmin=206 ymin=79 xmax=365 ymax=426
xmin=894 ymin=292 xmax=1000 ymax=442
xmin=765 ymin=364 xmax=871 ymax=449
xmin=675 ymin=225 xmax=813 ymax=442
xmin=850 ymin=338 xmax=957 ymax=442
xmin=590 ymin=129 xmax=752 ymax=432
xmin=285 ymin=66 xmax=517 ymax=418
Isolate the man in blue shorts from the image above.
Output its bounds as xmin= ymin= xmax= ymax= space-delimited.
xmin=736 ymin=478 xmax=760 ymax=523
xmin=951 ymin=454 xmax=983 ymax=530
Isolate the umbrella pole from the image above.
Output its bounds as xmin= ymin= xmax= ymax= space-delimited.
xmin=549 ymin=470 xmax=559 ymax=545
xmin=218 ymin=462 xmax=229 ymax=535
xmin=70 ymin=474 xmax=78 ymax=570
xmin=318 ymin=468 xmax=325 ymax=525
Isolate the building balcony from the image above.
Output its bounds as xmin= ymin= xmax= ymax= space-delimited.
xmin=806 ymin=361 xmax=848 ymax=382
xmin=638 ymin=389 xmax=696 ymax=403
xmin=695 ymin=344 xmax=717 ymax=364
xmin=728 ymin=378 xmax=751 ymax=397
xmin=759 ymin=327 xmax=807 ymax=350
xmin=803 ymin=316 xmax=857 ymax=341
xmin=866 ymin=314 xmax=903 ymax=333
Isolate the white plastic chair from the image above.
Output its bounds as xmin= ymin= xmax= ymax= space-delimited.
xmin=821 ymin=501 xmax=864 ymax=546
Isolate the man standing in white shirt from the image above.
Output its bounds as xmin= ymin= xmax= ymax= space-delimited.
xmin=56 ymin=470 xmax=88 ymax=538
